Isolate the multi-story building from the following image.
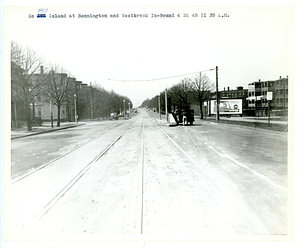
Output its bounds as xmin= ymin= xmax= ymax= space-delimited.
xmin=29 ymin=70 xmax=97 ymax=123
xmin=29 ymin=68 xmax=71 ymax=122
xmin=247 ymin=76 xmax=288 ymax=117
xmin=220 ymin=86 xmax=248 ymax=99
xmin=11 ymin=65 xmax=87 ymax=126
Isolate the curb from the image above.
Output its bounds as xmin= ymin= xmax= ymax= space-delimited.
xmin=11 ymin=123 xmax=86 ymax=140
xmin=203 ymin=119 xmax=287 ymax=132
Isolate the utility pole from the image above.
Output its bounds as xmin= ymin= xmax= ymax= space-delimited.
xmin=200 ymin=71 xmax=202 ymax=119
xmin=165 ymin=88 xmax=168 ymax=121
xmin=128 ymin=102 xmax=131 ymax=117
xmin=216 ymin=66 xmax=220 ymax=121
xmin=123 ymin=99 xmax=126 ymax=118
xmin=90 ymin=99 xmax=93 ymax=120
xmin=158 ymin=94 xmax=161 ymax=119
xmin=90 ymin=83 xmax=93 ymax=120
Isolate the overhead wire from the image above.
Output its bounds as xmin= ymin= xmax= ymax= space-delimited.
xmin=108 ymin=68 xmax=215 ymax=82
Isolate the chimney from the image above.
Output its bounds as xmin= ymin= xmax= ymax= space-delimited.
xmin=227 ymin=87 xmax=230 ymax=91
xmin=40 ymin=66 xmax=44 ymax=74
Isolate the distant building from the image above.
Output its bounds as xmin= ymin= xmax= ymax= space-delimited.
xmin=29 ymin=68 xmax=70 ymax=122
xmin=246 ymin=76 xmax=288 ymax=117
xmin=220 ymin=86 xmax=248 ymax=115
xmin=11 ymin=61 xmax=26 ymax=127
xmin=220 ymin=86 xmax=248 ymax=99
xmin=203 ymin=86 xmax=248 ymax=117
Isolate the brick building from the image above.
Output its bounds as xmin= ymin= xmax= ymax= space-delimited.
xmin=246 ymin=76 xmax=288 ymax=117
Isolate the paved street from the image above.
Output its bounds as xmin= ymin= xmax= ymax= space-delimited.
xmin=6 ymin=109 xmax=289 ymax=240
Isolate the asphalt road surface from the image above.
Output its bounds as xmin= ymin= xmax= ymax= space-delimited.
xmin=6 ymin=108 xmax=289 ymax=240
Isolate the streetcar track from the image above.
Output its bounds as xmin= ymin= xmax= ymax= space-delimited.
xmin=137 ymin=122 xmax=145 ymax=234
xmin=11 ymin=122 xmax=124 ymax=184
xmin=20 ymin=113 xmax=278 ymax=234
xmin=31 ymin=125 xmax=131 ymax=225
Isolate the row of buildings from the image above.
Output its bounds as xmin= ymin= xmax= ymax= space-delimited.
xmin=11 ymin=65 xmax=101 ymax=128
xmin=193 ymin=76 xmax=289 ymax=117
xmin=193 ymin=77 xmax=289 ymax=117
xmin=12 ymin=65 xmax=289 ymax=128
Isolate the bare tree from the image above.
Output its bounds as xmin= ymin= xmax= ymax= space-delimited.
xmin=169 ymin=77 xmax=194 ymax=111
xmin=11 ymin=41 xmax=44 ymax=131
xmin=191 ymin=73 xmax=214 ymax=119
xmin=42 ymin=65 xmax=71 ymax=127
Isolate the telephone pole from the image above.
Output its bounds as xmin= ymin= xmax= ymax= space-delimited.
xmin=158 ymin=94 xmax=161 ymax=119
xmin=165 ymin=88 xmax=168 ymax=121
xmin=216 ymin=66 xmax=220 ymax=121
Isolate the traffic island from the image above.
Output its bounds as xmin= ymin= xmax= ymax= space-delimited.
xmin=202 ymin=118 xmax=288 ymax=132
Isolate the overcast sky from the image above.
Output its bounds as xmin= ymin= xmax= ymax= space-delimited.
xmin=5 ymin=5 xmax=293 ymax=107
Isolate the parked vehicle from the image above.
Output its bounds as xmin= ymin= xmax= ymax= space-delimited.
xmin=110 ymin=113 xmax=118 ymax=120
xmin=173 ymin=107 xmax=194 ymax=125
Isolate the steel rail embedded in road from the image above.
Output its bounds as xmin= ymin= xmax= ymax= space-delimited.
xmin=137 ymin=123 xmax=145 ymax=235
xmin=17 ymin=112 xmax=282 ymax=235
xmin=11 ymin=122 xmax=124 ymax=184
xmin=29 ymin=125 xmax=132 ymax=225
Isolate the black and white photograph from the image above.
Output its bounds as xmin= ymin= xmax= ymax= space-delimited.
xmin=1 ymin=1 xmax=298 ymax=248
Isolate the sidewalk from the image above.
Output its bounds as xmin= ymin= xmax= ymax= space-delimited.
xmin=199 ymin=116 xmax=288 ymax=125
xmin=197 ymin=116 xmax=288 ymax=132
xmin=11 ymin=121 xmax=86 ymax=139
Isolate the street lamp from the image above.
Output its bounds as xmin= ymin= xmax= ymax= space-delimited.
xmin=74 ymin=93 xmax=78 ymax=124
xmin=123 ymin=99 xmax=125 ymax=118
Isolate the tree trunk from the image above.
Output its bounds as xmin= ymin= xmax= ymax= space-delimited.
xmin=200 ymin=101 xmax=203 ymax=119
xmin=25 ymin=101 xmax=32 ymax=131
xmin=57 ymin=104 xmax=61 ymax=127
xmin=199 ymin=93 xmax=204 ymax=119
xmin=32 ymin=101 xmax=36 ymax=126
